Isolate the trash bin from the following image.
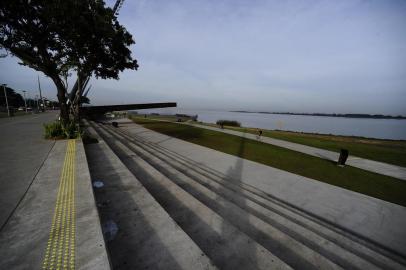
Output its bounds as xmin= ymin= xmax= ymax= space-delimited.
xmin=338 ymin=149 xmax=349 ymax=166
xmin=112 ymin=122 xmax=118 ymax=128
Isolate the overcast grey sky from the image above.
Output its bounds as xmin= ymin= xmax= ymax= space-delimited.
xmin=1 ymin=0 xmax=406 ymax=114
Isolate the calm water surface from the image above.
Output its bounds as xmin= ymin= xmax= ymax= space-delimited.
xmin=134 ymin=108 xmax=406 ymax=140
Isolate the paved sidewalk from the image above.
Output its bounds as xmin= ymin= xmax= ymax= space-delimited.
xmin=0 ymin=140 xmax=109 ymax=270
xmin=0 ymin=112 xmax=57 ymax=228
xmin=120 ymin=121 xmax=406 ymax=257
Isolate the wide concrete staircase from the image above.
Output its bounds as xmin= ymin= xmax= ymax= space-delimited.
xmin=86 ymin=120 xmax=406 ymax=270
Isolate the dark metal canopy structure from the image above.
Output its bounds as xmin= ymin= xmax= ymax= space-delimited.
xmin=80 ymin=102 xmax=176 ymax=118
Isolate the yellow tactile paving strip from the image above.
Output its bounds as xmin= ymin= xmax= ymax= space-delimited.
xmin=42 ymin=140 xmax=76 ymax=270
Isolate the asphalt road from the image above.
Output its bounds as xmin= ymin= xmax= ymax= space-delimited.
xmin=0 ymin=112 xmax=57 ymax=230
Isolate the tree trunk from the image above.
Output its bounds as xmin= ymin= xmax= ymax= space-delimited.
xmin=52 ymin=76 xmax=70 ymax=125
xmin=57 ymin=87 xmax=69 ymax=124
xmin=72 ymin=72 xmax=81 ymax=124
xmin=72 ymin=101 xmax=80 ymax=123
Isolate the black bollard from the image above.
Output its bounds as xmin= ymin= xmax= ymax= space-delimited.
xmin=338 ymin=149 xmax=349 ymax=166
xmin=112 ymin=122 xmax=118 ymax=128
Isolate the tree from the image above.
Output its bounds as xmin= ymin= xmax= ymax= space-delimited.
xmin=0 ymin=86 xmax=25 ymax=108
xmin=0 ymin=0 xmax=138 ymax=125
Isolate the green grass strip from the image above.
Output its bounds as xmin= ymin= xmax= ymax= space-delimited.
xmin=134 ymin=114 xmax=406 ymax=167
xmin=223 ymin=126 xmax=406 ymax=167
xmin=131 ymin=117 xmax=406 ymax=207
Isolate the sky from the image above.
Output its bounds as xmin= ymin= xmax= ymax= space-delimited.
xmin=1 ymin=0 xmax=406 ymax=114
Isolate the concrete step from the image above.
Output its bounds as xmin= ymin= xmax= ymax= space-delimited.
xmin=83 ymin=122 xmax=217 ymax=270
xmin=99 ymin=123 xmax=346 ymax=270
xmin=90 ymin=121 xmax=292 ymax=270
xmin=106 ymin=126 xmax=405 ymax=269
xmin=101 ymin=121 xmax=406 ymax=270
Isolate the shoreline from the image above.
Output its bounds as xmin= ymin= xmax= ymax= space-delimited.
xmin=241 ymin=126 xmax=406 ymax=142
xmin=230 ymin=111 xmax=406 ymax=120
xmin=129 ymin=111 xmax=406 ymax=141
xmin=196 ymin=121 xmax=406 ymax=142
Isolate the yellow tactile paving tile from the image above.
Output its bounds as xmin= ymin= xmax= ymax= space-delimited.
xmin=42 ymin=140 xmax=76 ymax=270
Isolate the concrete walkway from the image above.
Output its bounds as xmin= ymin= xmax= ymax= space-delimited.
xmin=132 ymin=118 xmax=406 ymax=180
xmin=116 ymin=120 xmax=406 ymax=259
xmin=189 ymin=123 xmax=406 ymax=180
xmin=139 ymin=118 xmax=406 ymax=180
xmin=0 ymin=139 xmax=109 ymax=269
xmin=0 ymin=112 xmax=57 ymax=228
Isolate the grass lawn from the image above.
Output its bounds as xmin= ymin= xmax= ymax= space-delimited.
xmin=190 ymin=122 xmax=406 ymax=167
xmin=139 ymin=115 xmax=406 ymax=167
xmin=131 ymin=116 xmax=406 ymax=207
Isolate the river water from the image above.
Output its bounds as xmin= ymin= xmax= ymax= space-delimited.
xmin=134 ymin=108 xmax=406 ymax=140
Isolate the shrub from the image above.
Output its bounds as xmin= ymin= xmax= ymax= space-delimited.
xmin=44 ymin=120 xmax=82 ymax=139
xmin=44 ymin=121 xmax=64 ymax=139
xmin=216 ymin=119 xmax=241 ymax=127
xmin=63 ymin=120 xmax=82 ymax=139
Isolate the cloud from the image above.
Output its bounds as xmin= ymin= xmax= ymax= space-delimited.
xmin=1 ymin=0 xmax=406 ymax=114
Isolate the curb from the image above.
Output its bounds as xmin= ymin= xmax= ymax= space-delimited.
xmin=75 ymin=139 xmax=111 ymax=269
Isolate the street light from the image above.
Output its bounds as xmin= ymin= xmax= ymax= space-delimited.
xmin=1 ymin=84 xmax=10 ymax=117
xmin=22 ymin=90 xmax=28 ymax=113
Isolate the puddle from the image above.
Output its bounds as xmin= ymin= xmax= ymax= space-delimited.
xmin=102 ymin=220 xmax=119 ymax=241
xmin=93 ymin=180 xmax=104 ymax=188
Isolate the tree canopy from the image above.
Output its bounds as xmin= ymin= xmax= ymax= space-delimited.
xmin=0 ymin=0 xmax=138 ymax=122
xmin=0 ymin=86 xmax=25 ymax=108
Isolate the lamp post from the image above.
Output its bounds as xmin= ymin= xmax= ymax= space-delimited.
xmin=2 ymin=84 xmax=10 ymax=117
xmin=35 ymin=95 xmax=39 ymax=110
xmin=38 ymin=76 xmax=45 ymax=112
xmin=22 ymin=90 xmax=28 ymax=113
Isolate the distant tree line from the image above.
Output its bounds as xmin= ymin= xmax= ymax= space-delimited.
xmin=231 ymin=111 xmax=406 ymax=119
xmin=0 ymin=86 xmax=24 ymax=108
xmin=216 ymin=120 xmax=241 ymax=127
xmin=268 ymin=112 xmax=406 ymax=119
xmin=0 ymin=85 xmax=58 ymax=111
